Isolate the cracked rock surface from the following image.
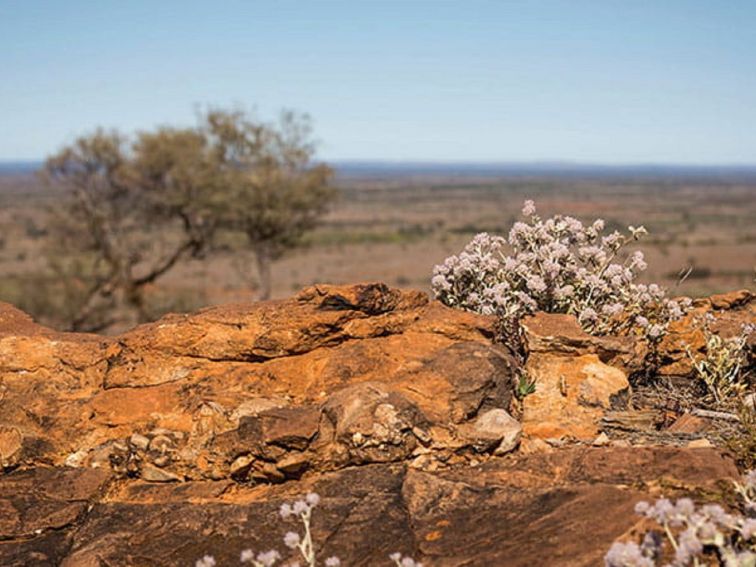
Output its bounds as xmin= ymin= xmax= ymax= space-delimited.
xmin=0 ymin=447 xmax=738 ymax=566
xmin=0 ymin=283 xmax=749 ymax=565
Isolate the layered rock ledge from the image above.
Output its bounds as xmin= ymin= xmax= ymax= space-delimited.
xmin=0 ymin=283 xmax=752 ymax=566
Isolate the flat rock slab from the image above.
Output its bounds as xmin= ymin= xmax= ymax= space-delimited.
xmin=1 ymin=283 xmax=752 ymax=565
xmin=0 ymin=446 xmax=738 ymax=566
xmin=0 ymin=284 xmax=519 ymax=481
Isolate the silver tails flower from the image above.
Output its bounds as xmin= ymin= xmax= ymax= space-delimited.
xmin=431 ymin=200 xmax=688 ymax=340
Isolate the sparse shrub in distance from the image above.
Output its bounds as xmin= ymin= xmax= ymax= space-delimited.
xmin=44 ymin=127 xmax=216 ymax=330
xmin=431 ymin=200 xmax=690 ymax=341
xmin=685 ymin=315 xmax=754 ymax=404
xmin=196 ymin=493 xmax=422 ymax=567
xmin=201 ymin=108 xmax=337 ymax=301
xmin=605 ymin=470 xmax=756 ymax=566
xmin=41 ymin=106 xmax=336 ymax=331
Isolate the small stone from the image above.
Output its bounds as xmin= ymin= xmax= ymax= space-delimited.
xmin=177 ymin=447 xmax=198 ymax=462
xmin=518 ymin=438 xmax=553 ymax=454
xmin=230 ymin=455 xmax=254 ymax=477
xmin=592 ymin=432 xmax=610 ymax=447
xmin=261 ymin=461 xmax=285 ymax=483
xmin=409 ymin=454 xmax=432 ymax=469
xmin=141 ymin=463 xmax=182 ymax=482
xmin=352 ymin=432 xmax=364 ymax=446
xmin=461 ymin=408 xmax=522 ymax=454
xmin=129 ymin=433 xmax=150 ymax=451
xmin=411 ymin=426 xmax=432 ymax=445
xmin=0 ymin=427 xmax=22 ymax=465
xmin=276 ymin=452 xmax=309 ymax=474
xmin=148 ymin=435 xmax=173 ymax=453
xmin=687 ymin=438 xmax=713 ymax=449
xmin=153 ymin=455 xmax=170 ymax=467
xmin=65 ymin=448 xmax=88 ymax=467
xmin=667 ymin=413 xmax=709 ymax=435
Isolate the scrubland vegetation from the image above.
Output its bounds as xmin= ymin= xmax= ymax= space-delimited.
xmin=0 ymin=116 xmax=754 ymax=567
xmin=434 ymin=202 xmax=754 ymax=565
xmin=1 ymin=160 xmax=754 ymax=334
xmin=0 ymin=107 xmax=336 ymax=332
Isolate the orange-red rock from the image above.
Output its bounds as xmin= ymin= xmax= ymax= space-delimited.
xmin=658 ymin=289 xmax=755 ymax=376
xmin=520 ymin=313 xmax=631 ymax=441
xmin=0 ymin=283 xmax=517 ymax=480
xmin=0 ymin=284 xmax=752 ymax=566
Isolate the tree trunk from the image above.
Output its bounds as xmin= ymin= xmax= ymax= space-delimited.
xmin=125 ymin=284 xmax=150 ymax=323
xmin=255 ymin=245 xmax=273 ymax=301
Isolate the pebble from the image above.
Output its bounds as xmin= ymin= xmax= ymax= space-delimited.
xmin=129 ymin=433 xmax=150 ymax=451
xmin=141 ymin=463 xmax=182 ymax=482
xmin=592 ymin=432 xmax=610 ymax=447
xmin=149 ymin=435 xmax=173 ymax=453
xmin=153 ymin=455 xmax=170 ymax=467
xmin=230 ymin=455 xmax=254 ymax=476
xmin=687 ymin=438 xmax=713 ymax=449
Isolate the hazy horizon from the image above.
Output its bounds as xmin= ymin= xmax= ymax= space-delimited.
xmin=4 ymin=158 xmax=756 ymax=181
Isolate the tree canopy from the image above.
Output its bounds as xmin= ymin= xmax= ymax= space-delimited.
xmin=44 ymin=108 xmax=336 ymax=331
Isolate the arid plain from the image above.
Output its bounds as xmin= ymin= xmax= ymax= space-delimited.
xmin=1 ymin=168 xmax=754 ymax=330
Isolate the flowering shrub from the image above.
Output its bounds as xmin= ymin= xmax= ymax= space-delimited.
xmin=195 ymin=493 xmax=422 ymax=567
xmin=686 ymin=315 xmax=754 ymax=404
xmin=605 ymin=470 xmax=756 ymax=566
xmin=431 ymin=200 xmax=690 ymax=339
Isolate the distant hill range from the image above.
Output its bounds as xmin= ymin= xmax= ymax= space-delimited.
xmin=333 ymin=160 xmax=756 ymax=181
xmin=2 ymin=159 xmax=756 ymax=182
xmin=0 ymin=161 xmax=41 ymax=175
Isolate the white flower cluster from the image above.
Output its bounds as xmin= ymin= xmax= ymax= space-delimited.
xmin=196 ymin=492 xmax=422 ymax=567
xmin=605 ymin=470 xmax=756 ymax=566
xmin=431 ymin=200 xmax=690 ymax=338
xmin=389 ymin=553 xmax=423 ymax=567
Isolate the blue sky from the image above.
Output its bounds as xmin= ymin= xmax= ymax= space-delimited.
xmin=1 ymin=1 xmax=755 ymax=163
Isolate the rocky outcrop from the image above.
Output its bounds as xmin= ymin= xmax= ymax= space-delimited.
xmin=0 ymin=283 xmax=521 ymax=480
xmin=0 ymin=283 xmax=752 ymax=566
xmin=520 ymin=313 xmax=633 ymax=442
xmin=0 ymin=447 xmax=738 ymax=566
xmin=658 ymin=289 xmax=755 ymax=376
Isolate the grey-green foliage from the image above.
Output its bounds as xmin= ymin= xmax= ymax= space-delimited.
xmin=42 ymin=107 xmax=336 ymax=331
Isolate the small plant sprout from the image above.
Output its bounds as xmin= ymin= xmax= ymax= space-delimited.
xmin=605 ymin=470 xmax=756 ymax=566
xmin=431 ymin=200 xmax=690 ymax=341
xmin=515 ymin=369 xmax=537 ymax=399
xmin=686 ymin=316 xmax=754 ymax=404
